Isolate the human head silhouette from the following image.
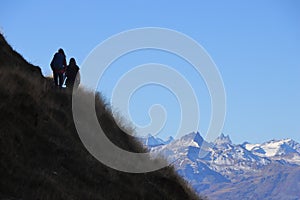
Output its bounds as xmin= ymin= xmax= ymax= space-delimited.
xmin=58 ymin=48 xmax=65 ymax=55
xmin=69 ymin=57 xmax=76 ymax=65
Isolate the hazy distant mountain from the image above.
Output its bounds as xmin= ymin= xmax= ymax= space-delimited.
xmin=148 ymin=132 xmax=300 ymax=200
xmin=244 ymin=138 xmax=300 ymax=165
xmin=139 ymin=134 xmax=174 ymax=148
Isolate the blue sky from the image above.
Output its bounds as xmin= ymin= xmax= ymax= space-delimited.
xmin=1 ymin=0 xmax=299 ymax=144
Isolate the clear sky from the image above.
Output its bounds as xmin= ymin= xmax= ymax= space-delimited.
xmin=1 ymin=0 xmax=299 ymax=144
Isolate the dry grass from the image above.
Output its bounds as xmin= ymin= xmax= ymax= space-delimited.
xmin=0 ymin=33 xmax=202 ymax=200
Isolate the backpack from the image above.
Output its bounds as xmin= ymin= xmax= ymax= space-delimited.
xmin=51 ymin=53 xmax=65 ymax=70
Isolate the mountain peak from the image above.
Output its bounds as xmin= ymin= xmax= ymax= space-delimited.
xmin=214 ymin=133 xmax=232 ymax=145
xmin=193 ymin=132 xmax=204 ymax=146
xmin=165 ymin=136 xmax=174 ymax=143
xmin=180 ymin=132 xmax=204 ymax=147
xmin=140 ymin=134 xmax=175 ymax=147
xmin=148 ymin=130 xmax=300 ymax=199
xmin=244 ymin=138 xmax=300 ymax=158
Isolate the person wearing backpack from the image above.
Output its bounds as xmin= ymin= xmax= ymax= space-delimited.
xmin=65 ymin=58 xmax=80 ymax=89
xmin=50 ymin=48 xmax=67 ymax=88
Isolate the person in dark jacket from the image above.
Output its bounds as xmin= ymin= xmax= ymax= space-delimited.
xmin=50 ymin=48 xmax=67 ymax=88
xmin=65 ymin=58 xmax=80 ymax=89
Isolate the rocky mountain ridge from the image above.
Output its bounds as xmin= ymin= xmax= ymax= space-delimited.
xmin=142 ymin=132 xmax=300 ymax=199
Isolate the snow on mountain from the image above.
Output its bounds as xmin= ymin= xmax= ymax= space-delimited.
xmin=246 ymin=139 xmax=300 ymax=155
xmin=176 ymin=159 xmax=230 ymax=193
xmin=138 ymin=134 xmax=174 ymax=148
xmin=147 ymin=133 xmax=300 ymax=199
xmin=213 ymin=133 xmax=232 ymax=148
xmin=209 ymin=144 xmax=271 ymax=178
xmin=164 ymin=136 xmax=175 ymax=144
xmin=150 ymin=132 xmax=212 ymax=162
xmin=151 ymin=132 xmax=272 ymax=177
xmin=244 ymin=138 xmax=300 ymax=165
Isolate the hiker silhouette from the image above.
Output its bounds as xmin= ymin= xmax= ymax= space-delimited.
xmin=50 ymin=48 xmax=67 ymax=88
xmin=65 ymin=58 xmax=80 ymax=89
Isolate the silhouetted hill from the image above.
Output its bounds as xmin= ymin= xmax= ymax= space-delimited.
xmin=0 ymin=34 xmax=201 ymax=200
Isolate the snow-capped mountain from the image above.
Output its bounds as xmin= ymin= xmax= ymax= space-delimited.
xmin=147 ymin=132 xmax=300 ymax=200
xmin=139 ymin=134 xmax=174 ymax=148
xmin=244 ymin=138 xmax=300 ymax=165
xmin=244 ymin=138 xmax=300 ymax=156
xmin=213 ymin=133 xmax=232 ymax=148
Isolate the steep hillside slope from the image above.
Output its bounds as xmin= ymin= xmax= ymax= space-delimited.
xmin=0 ymin=34 xmax=201 ymax=200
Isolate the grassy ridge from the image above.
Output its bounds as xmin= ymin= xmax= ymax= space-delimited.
xmin=0 ymin=34 xmax=201 ymax=200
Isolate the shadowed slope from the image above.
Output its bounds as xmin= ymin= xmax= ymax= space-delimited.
xmin=0 ymin=34 xmax=202 ymax=200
